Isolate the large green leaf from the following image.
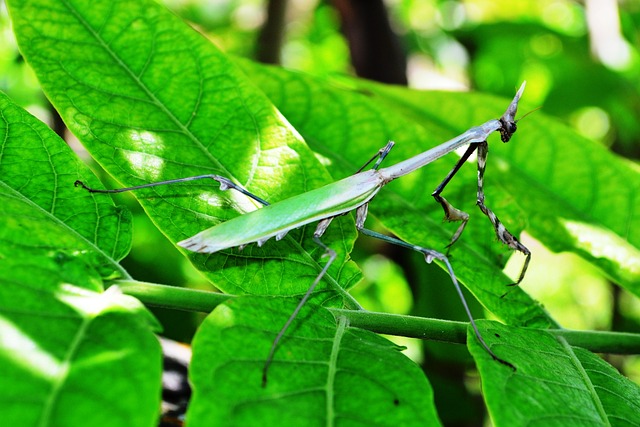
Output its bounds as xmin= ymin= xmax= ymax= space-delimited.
xmin=6 ymin=0 xmax=361 ymax=299
xmin=188 ymin=296 xmax=441 ymax=427
xmin=0 ymin=93 xmax=161 ymax=426
xmin=469 ymin=321 xmax=640 ymax=427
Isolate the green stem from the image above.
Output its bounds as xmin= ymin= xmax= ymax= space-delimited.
xmin=330 ymin=308 xmax=468 ymax=345
xmin=113 ymin=280 xmax=232 ymax=312
xmin=115 ymin=280 xmax=640 ymax=354
xmin=333 ymin=308 xmax=640 ymax=354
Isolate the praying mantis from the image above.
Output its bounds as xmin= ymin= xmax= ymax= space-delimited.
xmin=76 ymin=82 xmax=530 ymax=384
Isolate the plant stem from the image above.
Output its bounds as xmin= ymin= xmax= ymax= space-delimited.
xmin=330 ymin=308 xmax=468 ymax=344
xmin=333 ymin=308 xmax=640 ymax=354
xmin=113 ymin=280 xmax=231 ymax=313
xmin=115 ymin=280 xmax=640 ymax=354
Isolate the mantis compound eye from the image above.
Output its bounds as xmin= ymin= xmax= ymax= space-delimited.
xmin=499 ymin=120 xmax=517 ymax=142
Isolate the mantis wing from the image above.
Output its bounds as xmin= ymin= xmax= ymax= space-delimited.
xmin=179 ymin=170 xmax=384 ymax=253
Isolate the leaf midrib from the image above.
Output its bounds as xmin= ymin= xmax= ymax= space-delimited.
xmin=558 ymin=337 xmax=611 ymax=426
xmin=38 ymin=308 xmax=93 ymax=427
xmin=325 ymin=315 xmax=348 ymax=427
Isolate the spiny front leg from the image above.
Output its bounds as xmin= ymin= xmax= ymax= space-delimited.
xmin=431 ymin=144 xmax=478 ymax=249
xmin=432 ymin=194 xmax=470 ymax=248
xmin=476 ymin=142 xmax=531 ymax=285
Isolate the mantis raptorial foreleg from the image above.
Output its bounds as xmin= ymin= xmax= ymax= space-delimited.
xmin=430 ymin=132 xmax=531 ymax=285
xmin=476 ymin=142 xmax=531 ymax=285
xmin=431 ymin=144 xmax=478 ymax=248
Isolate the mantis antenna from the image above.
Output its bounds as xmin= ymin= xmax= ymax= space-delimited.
xmin=76 ymin=82 xmax=529 ymax=385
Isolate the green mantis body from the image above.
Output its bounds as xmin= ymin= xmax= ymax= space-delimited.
xmin=76 ymin=82 xmax=529 ymax=383
xmin=179 ymin=169 xmax=384 ymax=253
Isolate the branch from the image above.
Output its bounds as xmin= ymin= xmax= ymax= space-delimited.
xmin=115 ymin=280 xmax=640 ymax=354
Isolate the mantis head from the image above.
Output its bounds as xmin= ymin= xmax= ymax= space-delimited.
xmin=498 ymin=81 xmax=526 ymax=143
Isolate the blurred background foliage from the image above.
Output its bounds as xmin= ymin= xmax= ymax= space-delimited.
xmin=2 ymin=0 xmax=638 ymax=425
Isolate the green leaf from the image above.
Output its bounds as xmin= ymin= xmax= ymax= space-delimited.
xmin=6 ymin=0 xmax=360 ymax=298
xmin=0 ymin=248 xmax=162 ymax=427
xmin=469 ymin=321 xmax=640 ymax=427
xmin=0 ymin=91 xmax=161 ymax=426
xmin=188 ymin=296 xmax=441 ymax=427
xmin=0 ymin=90 xmax=131 ymax=277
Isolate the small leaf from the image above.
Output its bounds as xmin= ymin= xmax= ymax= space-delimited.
xmin=0 ymin=91 xmax=131 ymax=277
xmin=469 ymin=321 xmax=640 ymax=427
xmin=188 ymin=296 xmax=441 ymax=427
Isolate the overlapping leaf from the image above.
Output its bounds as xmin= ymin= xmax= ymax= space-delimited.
xmin=0 ymin=91 xmax=131 ymax=277
xmin=0 ymin=93 xmax=161 ymax=427
xmin=469 ymin=321 xmax=640 ymax=427
xmin=0 ymin=251 xmax=162 ymax=427
xmin=188 ymin=296 xmax=441 ymax=427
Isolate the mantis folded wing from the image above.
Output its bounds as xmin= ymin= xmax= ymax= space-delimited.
xmin=178 ymin=169 xmax=385 ymax=253
xmin=76 ymin=82 xmax=529 ymax=385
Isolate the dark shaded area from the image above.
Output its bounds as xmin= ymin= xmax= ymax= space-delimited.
xmin=332 ymin=0 xmax=407 ymax=85
xmin=50 ymin=102 xmax=66 ymax=139
xmin=255 ymin=0 xmax=289 ymax=64
xmin=159 ymin=339 xmax=192 ymax=427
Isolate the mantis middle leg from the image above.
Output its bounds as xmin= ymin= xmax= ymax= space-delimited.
xmin=262 ymin=221 xmax=338 ymax=387
xmin=355 ymin=204 xmax=514 ymax=369
xmin=359 ymin=228 xmax=516 ymax=371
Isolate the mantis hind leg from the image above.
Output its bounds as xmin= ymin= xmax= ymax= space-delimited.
xmin=262 ymin=218 xmax=338 ymax=387
xmin=75 ymin=174 xmax=270 ymax=206
xmin=356 ymin=226 xmax=515 ymax=370
xmin=475 ymin=142 xmax=531 ymax=286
